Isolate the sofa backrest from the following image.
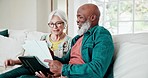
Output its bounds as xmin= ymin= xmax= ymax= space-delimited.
xmin=112 ymin=33 xmax=148 ymax=78
xmin=112 ymin=33 xmax=148 ymax=59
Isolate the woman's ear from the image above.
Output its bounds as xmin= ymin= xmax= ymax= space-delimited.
xmin=90 ymin=15 xmax=97 ymax=21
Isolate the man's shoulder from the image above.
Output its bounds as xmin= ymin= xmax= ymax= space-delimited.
xmin=92 ymin=26 xmax=110 ymax=34
xmin=71 ymin=35 xmax=80 ymax=44
xmin=94 ymin=26 xmax=107 ymax=31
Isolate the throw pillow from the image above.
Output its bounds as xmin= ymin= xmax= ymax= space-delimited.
xmin=9 ymin=29 xmax=28 ymax=44
xmin=113 ymin=42 xmax=148 ymax=78
xmin=0 ymin=29 xmax=9 ymax=37
xmin=26 ymin=31 xmax=46 ymax=40
xmin=0 ymin=35 xmax=24 ymax=66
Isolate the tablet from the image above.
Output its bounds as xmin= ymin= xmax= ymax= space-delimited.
xmin=18 ymin=56 xmax=53 ymax=76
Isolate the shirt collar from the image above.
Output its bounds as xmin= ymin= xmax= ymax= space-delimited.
xmin=84 ymin=25 xmax=99 ymax=35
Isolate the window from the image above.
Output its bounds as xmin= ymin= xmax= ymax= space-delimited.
xmin=89 ymin=0 xmax=148 ymax=35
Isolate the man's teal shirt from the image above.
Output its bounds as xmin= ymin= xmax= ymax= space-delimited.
xmin=54 ymin=25 xmax=114 ymax=78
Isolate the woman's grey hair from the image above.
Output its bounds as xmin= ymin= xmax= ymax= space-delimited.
xmin=48 ymin=10 xmax=67 ymax=28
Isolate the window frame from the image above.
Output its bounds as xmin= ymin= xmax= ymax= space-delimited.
xmin=89 ymin=0 xmax=148 ymax=35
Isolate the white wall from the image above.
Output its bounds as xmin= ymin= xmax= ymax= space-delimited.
xmin=68 ymin=0 xmax=89 ymax=37
xmin=36 ymin=0 xmax=51 ymax=32
xmin=67 ymin=0 xmax=75 ymax=38
xmin=0 ymin=0 xmax=37 ymax=30
xmin=0 ymin=0 xmax=51 ymax=32
xmin=0 ymin=0 xmax=91 ymax=37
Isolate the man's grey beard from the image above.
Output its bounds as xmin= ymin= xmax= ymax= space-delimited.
xmin=77 ymin=20 xmax=91 ymax=36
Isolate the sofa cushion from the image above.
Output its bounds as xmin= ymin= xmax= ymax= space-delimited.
xmin=113 ymin=33 xmax=148 ymax=44
xmin=113 ymin=42 xmax=148 ymax=78
xmin=113 ymin=33 xmax=148 ymax=60
xmin=0 ymin=35 xmax=24 ymax=66
xmin=0 ymin=29 xmax=9 ymax=37
xmin=26 ymin=31 xmax=46 ymax=40
xmin=8 ymin=29 xmax=28 ymax=44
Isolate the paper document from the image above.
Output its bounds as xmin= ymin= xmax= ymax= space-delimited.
xmin=22 ymin=40 xmax=53 ymax=68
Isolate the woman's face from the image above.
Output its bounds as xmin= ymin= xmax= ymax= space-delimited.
xmin=49 ymin=16 xmax=65 ymax=35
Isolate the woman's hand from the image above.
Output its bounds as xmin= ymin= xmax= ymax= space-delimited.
xmin=4 ymin=59 xmax=15 ymax=68
xmin=35 ymin=71 xmax=53 ymax=78
xmin=4 ymin=59 xmax=21 ymax=68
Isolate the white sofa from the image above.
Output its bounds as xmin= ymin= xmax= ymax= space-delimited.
xmin=113 ymin=33 xmax=148 ymax=78
xmin=0 ymin=29 xmax=46 ymax=73
xmin=0 ymin=29 xmax=148 ymax=78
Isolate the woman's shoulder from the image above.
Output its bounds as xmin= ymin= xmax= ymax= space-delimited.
xmin=64 ymin=34 xmax=71 ymax=40
xmin=40 ymin=33 xmax=51 ymax=40
xmin=63 ymin=35 xmax=72 ymax=45
xmin=66 ymin=35 xmax=71 ymax=39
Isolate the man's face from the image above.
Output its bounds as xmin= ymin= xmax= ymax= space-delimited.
xmin=77 ymin=13 xmax=86 ymax=29
xmin=77 ymin=13 xmax=91 ymax=36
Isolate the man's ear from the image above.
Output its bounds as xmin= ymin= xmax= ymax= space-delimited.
xmin=90 ymin=15 xmax=97 ymax=21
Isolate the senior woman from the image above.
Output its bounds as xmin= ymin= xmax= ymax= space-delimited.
xmin=0 ymin=10 xmax=71 ymax=78
xmin=41 ymin=10 xmax=71 ymax=58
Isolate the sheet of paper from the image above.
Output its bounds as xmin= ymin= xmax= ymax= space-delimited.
xmin=22 ymin=40 xmax=53 ymax=68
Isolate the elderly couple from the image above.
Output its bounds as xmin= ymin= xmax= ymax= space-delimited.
xmin=0 ymin=3 xmax=114 ymax=78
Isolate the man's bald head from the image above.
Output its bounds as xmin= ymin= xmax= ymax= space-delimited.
xmin=77 ymin=4 xmax=100 ymax=27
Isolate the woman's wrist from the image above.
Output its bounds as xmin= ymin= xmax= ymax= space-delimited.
xmin=13 ymin=60 xmax=22 ymax=65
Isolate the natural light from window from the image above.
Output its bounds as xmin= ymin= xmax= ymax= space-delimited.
xmin=88 ymin=0 xmax=148 ymax=35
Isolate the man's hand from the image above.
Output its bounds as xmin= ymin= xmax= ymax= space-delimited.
xmin=44 ymin=59 xmax=63 ymax=77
